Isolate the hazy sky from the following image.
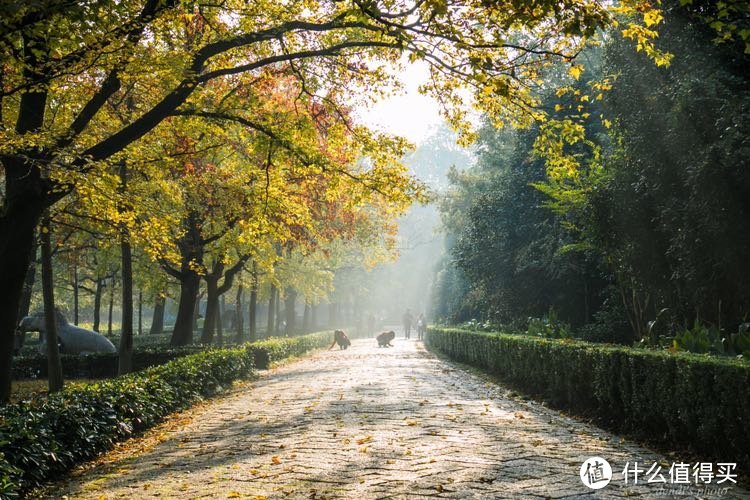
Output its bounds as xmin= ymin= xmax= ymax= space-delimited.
xmin=356 ymin=61 xmax=443 ymax=145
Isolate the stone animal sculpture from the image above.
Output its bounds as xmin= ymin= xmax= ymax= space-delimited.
xmin=376 ymin=330 xmax=396 ymax=348
xmin=329 ymin=329 xmax=351 ymax=350
xmin=18 ymin=310 xmax=117 ymax=355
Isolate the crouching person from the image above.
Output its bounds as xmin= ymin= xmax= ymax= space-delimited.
xmin=329 ymin=329 xmax=351 ymax=350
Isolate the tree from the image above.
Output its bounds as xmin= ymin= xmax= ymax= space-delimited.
xmin=590 ymin=4 xmax=750 ymax=334
xmin=435 ymin=120 xmax=605 ymax=327
xmin=524 ymin=0 xmax=750 ymax=340
xmin=0 ymin=0 xmax=663 ymax=400
xmin=39 ymin=212 xmax=64 ymax=393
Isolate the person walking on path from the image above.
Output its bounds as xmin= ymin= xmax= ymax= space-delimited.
xmin=417 ymin=313 xmax=426 ymax=340
xmin=402 ymin=309 xmax=414 ymax=339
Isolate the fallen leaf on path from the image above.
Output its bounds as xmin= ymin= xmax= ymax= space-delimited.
xmin=227 ymin=492 xmax=241 ymax=498
xmin=271 ymin=456 xmax=282 ymax=465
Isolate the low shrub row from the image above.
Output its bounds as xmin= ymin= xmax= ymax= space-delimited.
xmin=15 ymin=332 xmax=175 ymax=358
xmin=0 ymin=331 xmax=333 ymax=497
xmin=249 ymin=331 xmax=333 ymax=369
xmin=13 ymin=331 xmax=337 ymax=380
xmin=12 ymin=346 xmax=205 ymax=380
xmin=426 ymin=328 xmax=750 ymax=469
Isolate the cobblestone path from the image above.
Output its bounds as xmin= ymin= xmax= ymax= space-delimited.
xmin=52 ymin=339 xmax=748 ymax=499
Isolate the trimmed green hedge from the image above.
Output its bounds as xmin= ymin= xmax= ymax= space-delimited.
xmin=426 ymin=328 xmax=750 ymax=468
xmin=12 ymin=346 xmax=205 ymax=380
xmin=13 ymin=331 xmax=336 ymax=379
xmin=0 ymin=331 xmax=333 ymax=497
xmin=249 ymin=331 xmax=333 ymax=369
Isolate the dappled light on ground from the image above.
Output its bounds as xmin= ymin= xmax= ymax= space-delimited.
xmin=47 ymin=339 xmax=746 ymax=499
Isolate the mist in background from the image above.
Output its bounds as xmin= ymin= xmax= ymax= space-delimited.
xmin=361 ymin=125 xmax=474 ymax=328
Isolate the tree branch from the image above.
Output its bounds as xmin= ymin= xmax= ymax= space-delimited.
xmin=217 ymin=255 xmax=250 ymax=295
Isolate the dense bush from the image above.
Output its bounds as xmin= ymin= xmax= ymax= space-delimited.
xmin=0 ymin=331 xmax=333 ymax=496
xmin=16 ymin=333 xmax=175 ymax=358
xmin=13 ymin=332 xmax=335 ymax=379
xmin=426 ymin=327 xmax=750 ymax=468
xmin=249 ymin=331 xmax=333 ymax=369
xmin=12 ymin=346 xmax=205 ymax=380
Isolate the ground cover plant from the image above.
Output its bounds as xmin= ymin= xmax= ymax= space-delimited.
xmin=0 ymin=331 xmax=331 ymax=496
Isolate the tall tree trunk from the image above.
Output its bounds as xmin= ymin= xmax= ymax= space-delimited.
xmin=0 ymin=30 xmax=51 ymax=403
xmin=119 ymin=233 xmax=134 ymax=375
xmin=216 ymin=299 xmax=223 ymax=346
xmin=0 ymin=185 xmax=45 ymax=402
xmin=107 ymin=277 xmax=115 ymax=337
xmin=40 ymin=211 xmax=63 ymax=393
xmin=200 ymin=257 xmax=246 ymax=344
xmin=266 ymin=285 xmax=276 ymax=338
xmin=150 ymin=294 xmax=165 ymax=335
xmin=118 ymin=157 xmax=134 ymax=373
xmin=274 ymin=288 xmax=281 ymax=335
xmin=138 ymin=290 xmax=143 ymax=336
xmin=201 ymin=275 xmax=220 ymax=344
xmin=235 ymin=283 xmax=244 ymax=343
xmin=14 ymin=237 xmax=38 ymax=353
xmin=18 ymin=237 xmax=37 ymax=319
xmin=248 ymin=272 xmax=257 ymax=342
xmin=285 ymin=288 xmax=297 ymax=334
xmin=168 ymin=212 xmax=206 ymax=346
xmin=171 ymin=273 xmax=200 ymax=346
xmin=303 ymin=301 xmax=312 ymax=332
xmin=93 ymin=278 xmax=103 ymax=332
xmin=311 ymin=303 xmax=317 ymax=331
xmin=192 ymin=292 xmax=201 ymax=332
xmin=72 ymin=261 xmax=79 ymax=325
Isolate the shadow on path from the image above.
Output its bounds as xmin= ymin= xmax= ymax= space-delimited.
xmin=50 ymin=339 xmax=747 ymax=499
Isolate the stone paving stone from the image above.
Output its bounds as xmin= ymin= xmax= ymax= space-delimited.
xmin=51 ymin=339 xmax=749 ymax=499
